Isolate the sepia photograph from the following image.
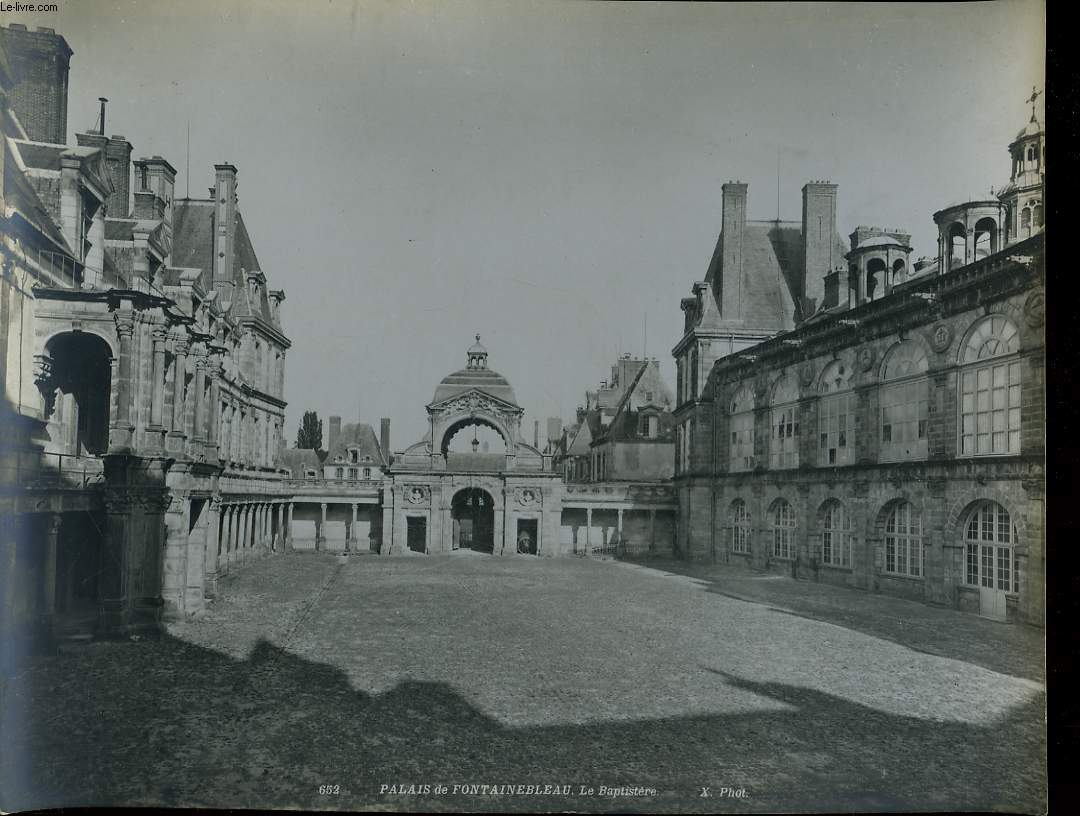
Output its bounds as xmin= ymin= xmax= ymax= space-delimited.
xmin=0 ymin=0 xmax=1048 ymax=813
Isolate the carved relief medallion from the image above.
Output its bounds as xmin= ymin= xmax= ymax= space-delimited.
xmin=857 ymin=346 xmax=876 ymax=372
xmin=407 ymin=486 xmax=428 ymax=505
xmin=517 ymin=488 xmax=538 ymax=507
xmin=929 ymin=323 xmax=954 ymax=353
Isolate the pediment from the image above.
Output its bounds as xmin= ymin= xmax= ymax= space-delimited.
xmin=427 ymin=388 xmax=523 ymax=417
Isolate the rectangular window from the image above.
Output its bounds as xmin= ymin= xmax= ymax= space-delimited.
xmin=960 ymin=362 xmax=1021 ymax=456
xmin=729 ymin=412 xmax=755 ymax=472
xmin=880 ymin=379 xmax=929 ymax=461
xmin=731 ymin=524 xmax=751 ymax=554
xmin=773 ymin=526 xmax=793 ymax=559
xmin=819 ymin=393 xmax=854 ymax=466
xmin=770 ymin=406 xmax=799 ymax=469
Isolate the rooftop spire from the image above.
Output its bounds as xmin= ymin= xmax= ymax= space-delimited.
xmin=1027 ymin=85 xmax=1042 ymax=122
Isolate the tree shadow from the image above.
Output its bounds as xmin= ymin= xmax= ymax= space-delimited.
xmin=1 ymin=632 xmax=1046 ymax=814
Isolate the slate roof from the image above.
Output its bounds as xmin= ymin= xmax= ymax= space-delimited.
xmin=280 ymin=448 xmax=323 ymax=478
xmin=170 ymin=198 xmax=274 ymax=323
xmin=701 ymin=220 xmax=847 ymax=332
xmin=325 ymin=423 xmax=387 ymax=466
xmin=432 ymin=367 xmax=518 ymax=407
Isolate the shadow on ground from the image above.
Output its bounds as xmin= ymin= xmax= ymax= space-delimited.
xmin=1 ymin=630 xmax=1046 ymax=814
xmin=618 ymin=556 xmax=1045 ymax=683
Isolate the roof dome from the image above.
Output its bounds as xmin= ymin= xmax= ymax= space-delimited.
xmin=856 ymin=234 xmax=905 ymax=250
xmin=1015 ymin=115 xmax=1042 ymax=142
xmin=431 ymin=336 xmax=519 ymax=406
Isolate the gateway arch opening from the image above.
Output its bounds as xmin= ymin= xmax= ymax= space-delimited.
xmin=452 ymin=488 xmax=495 ymax=553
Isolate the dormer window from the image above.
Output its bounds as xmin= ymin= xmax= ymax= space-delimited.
xmin=349 ymin=449 xmax=358 ymax=464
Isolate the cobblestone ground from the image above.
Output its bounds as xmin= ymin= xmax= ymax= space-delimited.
xmin=0 ymin=552 xmax=1046 ymax=814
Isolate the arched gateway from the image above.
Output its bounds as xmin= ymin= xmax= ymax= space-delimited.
xmin=383 ymin=337 xmax=563 ymax=556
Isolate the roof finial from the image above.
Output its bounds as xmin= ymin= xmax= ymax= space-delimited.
xmin=476 ymin=333 xmax=481 ymax=344
xmin=1027 ymin=85 xmax=1042 ymax=122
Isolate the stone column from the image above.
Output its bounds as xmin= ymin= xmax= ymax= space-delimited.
xmin=168 ymin=335 xmax=189 ymax=454
xmin=349 ymin=503 xmax=358 ymax=553
xmin=617 ymin=508 xmax=624 ymax=556
xmin=585 ymin=508 xmax=592 ymax=558
xmin=208 ymin=362 xmax=222 ymax=456
xmin=219 ymin=505 xmax=232 ymax=571
xmin=40 ymin=513 xmax=62 ymax=644
xmin=110 ymin=312 xmax=136 ymax=451
xmin=239 ymin=504 xmax=250 ymax=564
xmin=192 ymin=351 xmax=208 ymax=443
xmin=147 ymin=326 xmax=168 ymax=450
xmin=162 ymin=495 xmax=190 ymax=620
xmin=318 ymin=503 xmax=327 ymax=552
xmin=203 ymin=497 xmax=222 ymax=598
xmin=286 ymin=502 xmax=294 ymax=552
xmin=649 ymin=508 xmax=657 ymax=554
xmin=275 ymin=503 xmax=284 ymax=552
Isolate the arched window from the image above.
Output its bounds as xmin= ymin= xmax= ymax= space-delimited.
xmin=974 ymin=217 xmax=997 ymax=259
xmin=891 ymin=258 xmax=907 ymax=287
xmin=866 ymin=257 xmax=887 ymax=301
xmin=818 ymin=360 xmax=854 ymax=466
xmin=884 ymin=501 xmax=922 ymax=578
xmin=964 ymin=501 xmax=1018 ymax=593
xmin=729 ymin=499 xmax=751 ymax=555
xmin=729 ymin=384 xmax=756 ymax=472
xmin=1032 ymin=204 xmax=1042 ymax=229
xmin=821 ymin=500 xmax=852 ymax=568
xmin=948 ymin=222 xmax=966 ymax=271
xmin=880 ymin=341 xmax=929 ymax=462
xmin=1020 ymin=207 xmax=1031 ymax=238
xmin=960 ymin=316 xmax=1021 ymax=456
xmin=769 ymin=375 xmax=800 ymax=470
xmin=771 ymin=499 xmax=796 ymax=560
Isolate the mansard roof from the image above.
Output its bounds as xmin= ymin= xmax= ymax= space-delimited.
xmin=700 ymin=220 xmax=847 ymax=332
xmin=326 ymin=423 xmax=387 ymax=466
xmin=171 ymin=198 xmax=274 ymax=324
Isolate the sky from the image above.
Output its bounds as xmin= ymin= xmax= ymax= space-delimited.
xmin=7 ymin=0 xmax=1044 ymax=448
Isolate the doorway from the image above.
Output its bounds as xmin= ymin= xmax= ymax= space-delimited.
xmin=452 ymin=488 xmax=495 ymax=553
xmin=406 ymin=516 xmax=427 ymax=554
xmin=516 ymin=518 xmax=538 ymax=555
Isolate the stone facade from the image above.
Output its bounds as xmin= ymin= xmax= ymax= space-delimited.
xmin=672 ymin=113 xmax=1045 ymax=625
xmin=1 ymin=26 xmax=292 ymax=663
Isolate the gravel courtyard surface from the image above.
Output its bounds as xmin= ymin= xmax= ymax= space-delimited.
xmin=1 ymin=553 xmax=1046 ymax=813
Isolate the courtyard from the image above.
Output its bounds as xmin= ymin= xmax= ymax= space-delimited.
xmin=1 ymin=553 xmax=1046 ymax=814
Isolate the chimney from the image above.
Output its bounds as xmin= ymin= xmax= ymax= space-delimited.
xmin=547 ymin=417 xmax=562 ymax=447
xmin=134 ymin=156 xmax=177 ymax=257
xmin=132 ymin=190 xmax=165 ymax=221
xmin=801 ymin=181 xmax=838 ymax=317
xmin=328 ymin=416 xmax=341 ymax=455
xmin=380 ymin=418 xmax=391 ymax=462
xmin=720 ymin=182 xmax=748 ymax=321
xmin=212 ymin=163 xmax=238 ymax=302
xmin=101 ymin=135 xmax=133 ymax=217
xmin=0 ymin=25 xmax=72 ymax=144
xmin=534 ymin=420 xmax=540 ymax=449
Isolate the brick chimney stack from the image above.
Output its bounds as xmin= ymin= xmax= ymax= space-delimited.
xmin=212 ymin=163 xmax=238 ymax=302
xmin=134 ymin=156 xmax=176 ymax=257
xmin=801 ymin=181 xmax=838 ymax=317
xmin=328 ymin=416 xmax=341 ymax=455
xmin=0 ymin=25 xmax=71 ymax=144
xmin=380 ymin=418 xmax=391 ymax=463
xmin=720 ymin=182 xmax=748 ymax=321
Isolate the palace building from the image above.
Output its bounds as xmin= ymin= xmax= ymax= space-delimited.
xmin=672 ymin=107 xmax=1045 ymax=623
xmin=1 ymin=25 xmax=294 ymax=661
